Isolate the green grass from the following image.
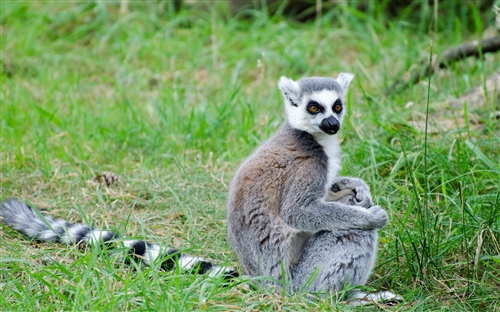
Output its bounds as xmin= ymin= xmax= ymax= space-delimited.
xmin=1 ymin=1 xmax=499 ymax=311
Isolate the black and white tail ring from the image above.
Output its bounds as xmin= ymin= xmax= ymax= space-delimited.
xmin=0 ymin=198 xmax=238 ymax=280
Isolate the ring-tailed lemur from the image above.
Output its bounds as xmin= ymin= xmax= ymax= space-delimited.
xmin=227 ymin=74 xmax=400 ymax=302
xmin=1 ymin=74 xmax=399 ymax=304
xmin=0 ymin=199 xmax=238 ymax=279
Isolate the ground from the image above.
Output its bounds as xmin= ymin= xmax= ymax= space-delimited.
xmin=1 ymin=1 xmax=499 ymax=311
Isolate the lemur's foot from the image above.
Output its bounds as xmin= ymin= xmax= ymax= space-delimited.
xmin=348 ymin=290 xmax=403 ymax=306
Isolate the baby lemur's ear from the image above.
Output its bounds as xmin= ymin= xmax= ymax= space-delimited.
xmin=337 ymin=73 xmax=354 ymax=90
xmin=278 ymin=76 xmax=301 ymax=107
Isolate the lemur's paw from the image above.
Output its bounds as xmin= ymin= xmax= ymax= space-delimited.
xmin=367 ymin=205 xmax=388 ymax=229
xmin=327 ymin=177 xmax=373 ymax=208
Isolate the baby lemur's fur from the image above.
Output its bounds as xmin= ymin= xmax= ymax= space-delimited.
xmin=227 ymin=74 xmax=390 ymax=295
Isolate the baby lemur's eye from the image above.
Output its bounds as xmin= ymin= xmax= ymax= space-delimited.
xmin=333 ymin=99 xmax=342 ymax=113
xmin=307 ymin=101 xmax=321 ymax=114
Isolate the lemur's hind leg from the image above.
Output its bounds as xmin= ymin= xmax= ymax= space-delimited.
xmin=317 ymin=177 xmax=402 ymax=305
xmin=291 ymin=229 xmax=378 ymax=295
xmin=290 ymin=177 xmax=378 ymax=294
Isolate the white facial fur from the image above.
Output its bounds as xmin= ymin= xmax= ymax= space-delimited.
xmin=289 ymin=89 xmax=340 ymax=134
xmin=278 ymin=75 xmax=353 ymax=137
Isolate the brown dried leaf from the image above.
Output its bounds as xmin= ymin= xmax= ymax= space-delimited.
xmin=93 ymin=171 xmax=120 ymax=187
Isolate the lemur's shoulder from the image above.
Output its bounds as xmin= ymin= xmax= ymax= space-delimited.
xmin=234 ymin=123 xmax=328 ymax=179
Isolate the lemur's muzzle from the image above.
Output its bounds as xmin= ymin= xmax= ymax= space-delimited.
xmin=320 ymin=116 xmax=340 ymax=135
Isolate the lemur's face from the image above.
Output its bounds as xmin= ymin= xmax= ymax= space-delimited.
xmin=299 ymin=89 xmax=344 ymax=135
xmin=278 ymin=75 xmax=353 ymax=136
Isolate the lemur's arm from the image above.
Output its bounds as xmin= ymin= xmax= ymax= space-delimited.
xmin=280 ymin=173 xmax=387 ymax=232
xmin=282 ymin=198 xmax=387 ymax=232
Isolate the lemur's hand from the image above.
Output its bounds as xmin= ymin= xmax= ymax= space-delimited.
xmin=366 ymin=205 xmax=388 ymax=228
xmin=326 ymin=177 xmax=374 ymax=208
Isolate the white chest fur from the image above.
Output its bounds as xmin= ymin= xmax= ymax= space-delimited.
xmin=315 ymin=134 xmax=342 ymax=193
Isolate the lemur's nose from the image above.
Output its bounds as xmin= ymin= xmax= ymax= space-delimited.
xmin=320 ymin=116 xmax=339 ymax=135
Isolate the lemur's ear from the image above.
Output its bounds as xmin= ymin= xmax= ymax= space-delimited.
xmin=278 ymin=76 xmax=300 ymax=107
xmin=337 ymin=73 xmax=354 ymax=90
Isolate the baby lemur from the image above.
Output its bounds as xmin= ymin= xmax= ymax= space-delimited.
xmin=227 ymin=74 xmax=392 ymax=298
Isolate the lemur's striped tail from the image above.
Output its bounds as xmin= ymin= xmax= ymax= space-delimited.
xmin=0 ymin=198 xmax=238 ymax=279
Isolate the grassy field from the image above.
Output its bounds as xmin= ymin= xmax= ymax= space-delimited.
xmin=1 ymin=1 xmax=499 ymax=311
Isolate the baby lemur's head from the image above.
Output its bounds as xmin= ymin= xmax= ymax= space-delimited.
xmin=278 ymin=74 xmax=354 ymax=136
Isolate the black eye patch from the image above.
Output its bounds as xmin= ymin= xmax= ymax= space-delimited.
xmin=306 ymin=100 xmax=324 ymax=114
xmin=332 ymin=99 xmax=342 ymax=113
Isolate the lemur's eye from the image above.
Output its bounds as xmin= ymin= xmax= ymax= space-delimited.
xmin=333 ymin=99 xmax=342 ymax=113
xmin=308 ymin=105 xmax=319 ymax=114
xmin=307 ymin=101 xmax=321 ymax=114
